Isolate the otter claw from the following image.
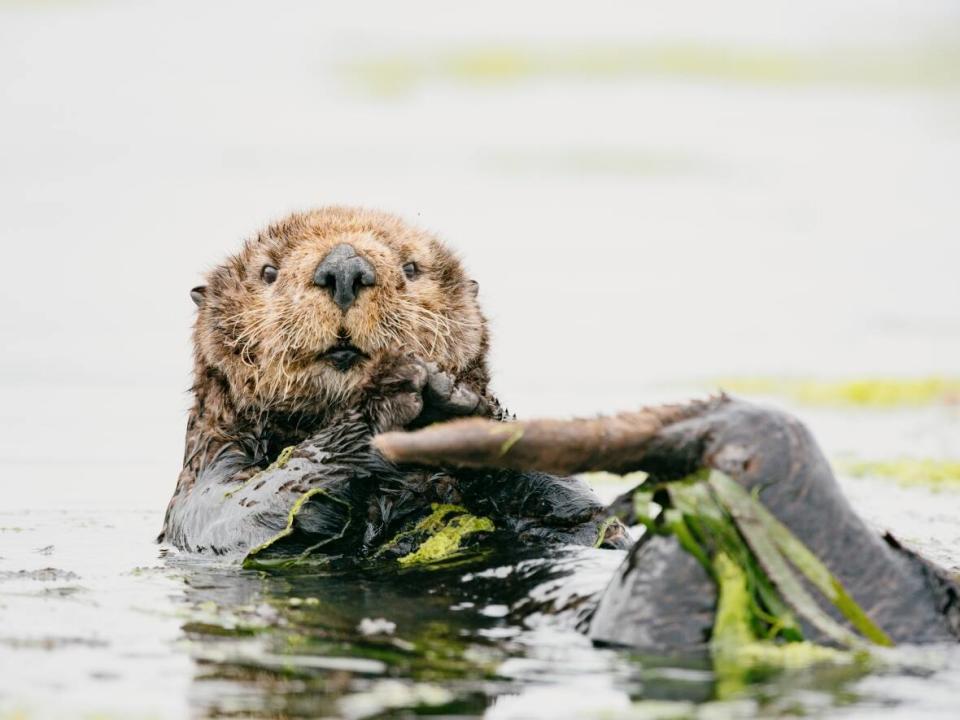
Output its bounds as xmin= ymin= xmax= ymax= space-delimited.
xmin=423 ymin=367 xmax=486 ymax=418
xmin=445 ymin=385 xmax=484 ymax=415
xmin=424 ymin=368 xmax=455 ymax=401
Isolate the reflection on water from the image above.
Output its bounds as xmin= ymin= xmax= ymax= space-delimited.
xmin=173 ymin=546 xmax=627 ymax=718
xmin=169 ymin=546 xmax=960 ymax=719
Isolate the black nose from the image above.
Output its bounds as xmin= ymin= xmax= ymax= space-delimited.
xmin=313 ymin=243 xmax=376 ymax=311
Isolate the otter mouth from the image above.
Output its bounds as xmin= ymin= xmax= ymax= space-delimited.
xmin=319 ymin=340 xmax=368 ymax=372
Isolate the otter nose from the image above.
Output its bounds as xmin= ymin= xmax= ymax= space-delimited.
xmin=313 ymin=243 xmax=376 ymax=312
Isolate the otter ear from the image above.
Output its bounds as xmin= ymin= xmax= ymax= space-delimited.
xmin=468 ymin=280 xmax=479 ymax=298
xmin=190 ymin=286 xmax=207 ymax=307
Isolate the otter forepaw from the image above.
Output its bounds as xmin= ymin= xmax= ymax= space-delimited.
xmin=363 ymin=355 xmax=430 ymax=433
xmin=364 ymin=357 xmax=495 ymax=433
xmin=417 ymin=363 xmax=489 ymax=425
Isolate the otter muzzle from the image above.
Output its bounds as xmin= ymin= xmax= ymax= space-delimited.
xmin=313 ymin=243 xmax=376 ymax=311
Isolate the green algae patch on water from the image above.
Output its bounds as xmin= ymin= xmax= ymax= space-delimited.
xmin=712 ymin=377 xmax=960 ymax=407
xmin=395 ymin=504 xmax=494 ymax=567
xmin=839 ymin=457 xmax=960 ymax=491
xmin=343 ymin=41 xmax=960 ymax=97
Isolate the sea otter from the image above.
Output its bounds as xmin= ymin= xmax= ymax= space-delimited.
xmin=163 ymin=205 xmax=959 ymax=650
xmin=161 ymin=207 xmax=628 ymax=561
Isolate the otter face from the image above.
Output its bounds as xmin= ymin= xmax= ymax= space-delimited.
xmin=192 ymin=207 xmax=487 ymax=414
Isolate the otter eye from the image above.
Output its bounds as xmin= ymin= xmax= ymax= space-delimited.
xmin=261 ymin=265 xmax=278 ymax=284
xmin=403 ymin=262 xmax=418 ymax=280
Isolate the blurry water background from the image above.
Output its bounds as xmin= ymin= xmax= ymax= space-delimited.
xmin=1 ymin=0 xmax=959 ymax=718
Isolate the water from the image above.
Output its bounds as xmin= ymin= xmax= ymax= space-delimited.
xmin=1 ymin=0 xmax=959 ymax=717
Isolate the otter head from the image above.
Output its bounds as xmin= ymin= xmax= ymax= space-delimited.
xmin=191 ymin=207 xmax=487 ymax=417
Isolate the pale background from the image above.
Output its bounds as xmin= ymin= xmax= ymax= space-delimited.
xmin=1 ymin=1 xmax=959 ymax=717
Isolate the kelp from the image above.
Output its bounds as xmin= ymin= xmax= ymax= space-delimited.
xmin=710 ymin=473 xmax=891 ymax=648
xmin=631 ymin=470 xmax=889 ymax=685
xmin=711 ymin=554 xmax=850 ymax=697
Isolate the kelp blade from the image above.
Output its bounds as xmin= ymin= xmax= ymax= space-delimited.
xmin=708 ymin=471 xmax=893 ymax=648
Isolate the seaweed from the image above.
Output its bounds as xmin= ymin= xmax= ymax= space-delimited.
xmin=632 ymin=470 xmax=889 ymax=689
xmin=710 ymin=554 xmax=851 ymax=698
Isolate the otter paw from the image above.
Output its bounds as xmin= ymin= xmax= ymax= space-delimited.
xmin=416 ymin=363 xmax=489 ymax=426
xmin=364 ymin=356 xmax=430 ymax=433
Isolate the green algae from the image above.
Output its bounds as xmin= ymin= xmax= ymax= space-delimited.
xmin=396 ymin=505 xmax=494 ymax=567
xmin=713 ymin=377 xmax=960 ymax=407
xmin=397 ymin=515 xmax=494 ymax=566
xmin=374 ymin=503 xmax=464 ymax=558
xmin=839 ymin=457 xmax=960 ymax=490
xmin=711 ymin=554 xmax=852 ymax=698
xmin=344 ymin=41 xmax=960 ymax=97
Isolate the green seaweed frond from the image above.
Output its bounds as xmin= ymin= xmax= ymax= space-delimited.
xmin=345 ymin=41 xmax=960 ymax=97
xmin=274 ymin=445 xmax=295 ymax=469
xmin=711 ymin=553 xmax=851 ymax=697
xmin=708 ymin=472 xmax=892 ymax=648
xmin=635 ymin=468 xmax=890 ymax=695
xmin=374 ymin=504 xmax=496 ymax=568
